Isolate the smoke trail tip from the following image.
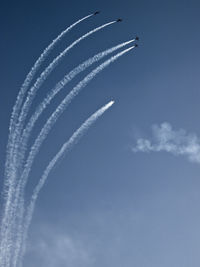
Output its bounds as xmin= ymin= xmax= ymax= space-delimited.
xmin=109 ymin=21 xmax=118 ymax=24
xmin=106 ymin=100 xmax=115 ymax=109
xmin=127 ymin=45 xmax=136 ymax=51
xmin=122 ymin=39 xmax=136 ymax=46
xmin=128 ymin=39 xmax=136 ymax=43
xmin=85 ymin=13 xmax=95 ymax=18
xmin=120 ymin=45 xmax=135 ymax=54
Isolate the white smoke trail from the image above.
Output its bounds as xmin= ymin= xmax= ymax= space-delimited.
xmin=0 ymin=13 xmax=93 ymax=266
xmin=20 ymin=39 xmax=135 ymax=165
xmin=13 ymin=46 xmax=134 ymax=266
xmin=20 ymin=46 xmax=134 ymax=196
xmin=12 ymin=39 xmax=135 ymax=261
xmin=5 ymin=35 xmax=129 ymax=267
xmin=4 ymin=13 xmax=93 ymax=192
xmin=9 ymin=20 xmax=116 ymax=196
xmin=16 ymin=21 xmax=116 ymax=144
xmin=7 ymin=19 xmax=116 ymax=198
xmin=0 ymin=19 xmax=115 ymax=266
xmin=11 ymin=40 xmax=134 ymax=266
xmin=4 ymin=21 xmax=116 ymax=229
xmin=10 ymin=13 xmax=93 ymax=136
xmin=1 ymin=12 xmax=93 ymax=223
xmin=20 ymin=100 xmax=114 ymax=266
xmin=12 ymin=39 xmax=134 ymax=237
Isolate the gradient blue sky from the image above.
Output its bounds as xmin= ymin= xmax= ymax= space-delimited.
xmin=1 ymin=0 xmax=200 ymax=266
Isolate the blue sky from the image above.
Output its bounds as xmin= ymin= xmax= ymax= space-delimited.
xmin=1 ymin=0 xmax=200 ymax=266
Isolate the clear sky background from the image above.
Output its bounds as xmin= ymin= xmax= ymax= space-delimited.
xmin=1 ymin=0 xmax=200 ymax=266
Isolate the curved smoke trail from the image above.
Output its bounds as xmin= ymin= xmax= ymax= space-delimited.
xmin=7 ymin=20 xmax=116 ymax=221
xmin=20 ymin=39 xmax=135 ymax=166
xmin=11 ymin=20 xmax=116 ymax=191
xmin=0 ymin=19 xmax=115 ymax=266
xmin=10 ymin=13 xmax=93 ymax=137
xmin=13 ymin=46 xmax=134 ymax=266
xmin=20 ymin=46 xmax=134 ymax=200
xmin=5 ymin=13 xmax=93 ymax=192
xmin=11 ymin=40 xmax=134 ymax=266
xmin=20 ymin=100 xmax=114 ymax=266
xmin=0 ymin=13 xmax=93 ymax=267
xmin=15 ymin=21 xmax=116 ymax=148
xmin=0 ymin=12 xmax=137 ymax=266
xmin=13 ymin=39 xmax=134 ymax=226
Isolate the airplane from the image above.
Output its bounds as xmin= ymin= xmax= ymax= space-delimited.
xmin=94 ymin=11 xmax=100 ymax=15
xmin=135 ymin=44 xmax=138 ymax=47
xmin=116 ymin=18 xmax=122 ymax=22
xmin=135 ymin=36 xmax=139 ymax=41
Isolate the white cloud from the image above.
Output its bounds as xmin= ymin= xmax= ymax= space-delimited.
xmin=26 ymin=227 xmax=94 ymax=267
xmin=132 ymin=122 xmax=200 ymax=164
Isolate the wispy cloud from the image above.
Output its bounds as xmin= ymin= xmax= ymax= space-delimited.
xmin=26 ymin=227 xmax=94 ymax=267
xmin=132 ymin=122 xmax=200 ymax=164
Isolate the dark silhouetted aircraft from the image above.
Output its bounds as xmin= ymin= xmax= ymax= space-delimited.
xmin=135 ymin=44 xmax=138 ymax=47
xmin=94 ymin=11 xmax=100 ymax=15
xmin=135 ymin=36 xmax=139 ymax=41
xmin=116 ymin=18 xmax=122 ymax=22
